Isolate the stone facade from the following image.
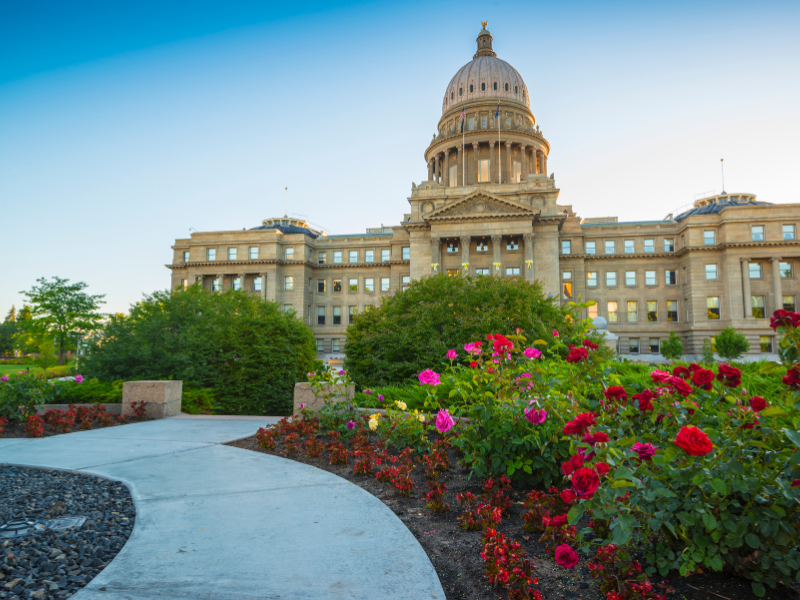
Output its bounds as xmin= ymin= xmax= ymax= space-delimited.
xmin=167 ymin=26 xmax=800 ymax=360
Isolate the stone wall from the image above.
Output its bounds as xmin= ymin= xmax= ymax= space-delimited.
xmin=293 ymin=382 xmax=354 ymax=415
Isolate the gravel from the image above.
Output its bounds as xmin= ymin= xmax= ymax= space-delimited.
xmin=0 ymin=466 xmax=135 ymax=599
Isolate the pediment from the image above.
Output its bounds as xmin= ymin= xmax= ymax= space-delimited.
xmin=424 ymin=191 xmax=539 ymax=221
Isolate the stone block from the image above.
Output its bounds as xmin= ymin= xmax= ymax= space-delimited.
xmin=294 ymin=382 xmax=354 ymax=415
xmin=122 ymin=381 xmax=183 ymax=419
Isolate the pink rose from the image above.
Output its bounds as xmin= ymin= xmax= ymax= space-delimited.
xmin=338 ymin=370 xmax=345 ymax=376
xmin=523 ymin=347 xmax=542 ymax=359
xmin=299 ymin=403 xmax=307 ymax=409
xmin=435 ymin=409 xmax=455 ymax=434
xmin=464 ymin=342 xmax=482 ymax=355
xmin=418 ymin=369 xmax=441 ymax=386
xmin=0 ymin=375 xmax=8 ymax=382
xmin=553 ymin=330 xmax=559 ymax=337
xmin=554 ymin=543 xmax=579 ymax=569
xmin=446 ymin=349 xmax=457 ymax=360
xmin=75 ymin=374 xmax=84 ymax=384
xmin=650 ymin=370 xmax=671 ymax=384
xmin=377 ymin=394 xmax=384 ymax=402
xmin=524 ymin=406 xmax=547 ymax=424
xmin=631 ymin=441 xmax=657 ymax=461
xmin=346 ymin=420 xmax=355 ymax=430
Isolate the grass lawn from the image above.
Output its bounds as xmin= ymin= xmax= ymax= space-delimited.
xmin=0 ymin=363 xmax=73 ymax=377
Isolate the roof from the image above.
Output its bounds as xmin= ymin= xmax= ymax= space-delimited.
xmin=581 ymin=220 xmax=673 ymax=228
xmin=251 ymin=223 xmax=321 ymax=238
xmin=674 ymin=199 xmax=770 ymax=222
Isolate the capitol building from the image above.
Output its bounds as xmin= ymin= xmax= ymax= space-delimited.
xmin=169 ymin=26 xmax=798 ymax=359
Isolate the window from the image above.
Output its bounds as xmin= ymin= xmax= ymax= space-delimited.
xmin=481 ymin=116 xmax=487 ymax=128
xmin=481 ymin=82 xmax=486 ymax=92
xmin=459 ymin=87 xmax=463 ymax=96
xmin=783 ymin=225 xmax=796 ymax=240
xmin=281 ymin=304 xmax=292 ymax=314
xmin=585 ymin=241 xmax=596 ymax=255
xmin=468 ymin=117 xmax=474 ymax=130
xmin=317 ymin=307 xmax=325 ymax=326
xmin=667 ymin=300 xmax=678 ymax=322
xmin=333 ymin=251 xmax=342 ymax=264
xmin=284 ymin=276 xmax=293 ymax=290
xmin=477 ymin=240 xmax=488 ymax=252
xmin=605 ymin=240 xmax=615 ymax=254
xmin=402 ymin=276 xmax=411 ymax=290
xmin=333 ymin=306 xmax=341 ymax=325
xmin=228 ymin=248 xmax=237 ymax=260
xmin=681 ymin=234 xmax=685 ymax=248
xmin=561 ymin=240 xmax=571 ymax=254
xmin=349 ymin=250 xmax=358 ymax=263
xmin=183 ymin=251 xmax=190 ymax=262
xmin=332 ymin=339 xmax=341 ymax=353
xmin=644 ymin=239 xmax=655 ymax=253
xmin=333 ymin=279 xmax=342 ymax=292
xmin=606 ymin=271 xmax=617 ymax=287
xmin=232 ymin=277 xmax=241 ymax=291
xmin=645 ymin=270 xmax=656 ymax=286
xmin=493 ymin=82 xmax=497 ymax=91
xmin=781 ymin=262 xmax=793 ymax=278
xmin=704 ymin=230 xmax=716 ymax=245
xmin=664 ymin=238 xmax=675 ymax=253
xmin=381 ymin=249 xmax=390 ymax=262
xmin=752 ymin=295 xmax=766 ymax=319
xmin=249 ymin=246 xmax=259 ymax=260
xmin=469 ymin=84 xmax=474 ymax=93
xmin=402 ymin=246 xmax=410 ymax=260
xmin=506 ymin=267 xmax=520 ymax=277
xmin=316 ymin=339 xmax=324 ymax=352
xmin=512 ymin=161 xmax=521 ymax=182
xmin=207 ymin=248 xmax=216 ymax=261
xmin=365 ymin=278 xmax=374 ymax=292
xmin=446 ymin=240 xmax=460 ymax=253
xmin=627 ymin=301 xmax=638 ymax=322
xmin=181 ymin=279 xmax=188 ymax=290
xmin=588 ymin=303 xmax=598 ymax=319
xmin=665 ymin=270 xmax=677 ymax=285
xmin=318 ymin=252 xmax=326 ymax=264
xmin=647 ymin=300 xmax=658 ymax=322
xmin=624 ymin=239 xmax=634 ymax=254
xmin=504 ymin=83 xmax=509 ymax=92
xmin=285 ymin=247 xmax=294 ymax=260
xmin=478 ymin=159 xmax=490 ymax=182
xmin=706 ymin=264 xmax=718 ymax=280
xmin=308 ymin=278 xmax=312 ymax=291
xmin=629 ymin=338 xmax=640 ymax=354
xmin=381 ymin=277 xmax=390 ymax=292
xmin=784 ymin=295 xmax=796 ymax=312
xmin=349 ymin=278 xmax=358 ymax=292
xmin=707 ymin=297 xmax=720 ymax=319
xmin=212 ymin=277 xmax=221 ymax=292
xmin=317 ymin=279 xmax=326 ymax=293
xmin=650 ymin=338 xmax=660 ymax=353
xmin=562 ymin=272 xmax=573 ymax=298
xmin=253 ymin=277 xmax=263 ymax=292
xmin=749 ymin=262 xmax=762 ymax=279
xmin=476 ymin=269 xmax=490 ymax=276
xmin=587 ymin=272 xmax=598 ymax=287
xmin=751 ymin=225 xmax=765 ymax=241
xmin=625 ymin=271 xmax=636 ymax=286
xmin=365 ymin=250 xmax=374 ymax=263
xmin=349 ymin=306 xmax=357 ymax=323
xmin=760 ymin=336 xmax=773 ymax=353
xmin=608 ymin=301 xmax=618 ymax=323
xmin=507 ymin=237 xmax=519 ymax=251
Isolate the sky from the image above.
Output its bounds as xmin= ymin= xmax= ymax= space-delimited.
xmin=2 ymin=0 xmax=799 ymax=316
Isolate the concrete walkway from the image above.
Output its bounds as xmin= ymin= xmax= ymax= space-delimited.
xmin=0 ymin=418 xmax=445 ymax=600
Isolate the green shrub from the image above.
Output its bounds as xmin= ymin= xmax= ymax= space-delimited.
xmin=182 ymin=387 xmax=216 ymax=415
xmin=344 ymin=274 xmax=576 ymax=387
xmin=0 ymin=374 xmax=50 ymax=420
xmin=701 ymin=338 xmax=716 ymax=363
xmin=715 ymin=326 xmax=750 ymax=360
xmin=52 ymin=378 xmax=122 ymax=404
xmin=82 ymin=285 xmax=316 ymax=415
xmin=659 ymin=332 xmax=684 ymax=361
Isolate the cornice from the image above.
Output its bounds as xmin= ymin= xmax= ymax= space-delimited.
xmin=166 ymin=259 xmax=410 ymax=271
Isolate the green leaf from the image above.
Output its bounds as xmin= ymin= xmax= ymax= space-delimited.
xmin=702 ymin=513 xmax=718 ymax=531
xmin=612 ymin=514 xmax=634 ymax=546
xmin=751 ymin=582 xmax=766 ymax=597
xmin=762 ymin=406 xmax=784 ymax=417
xmin=783 ymin=429 xmax=800 ymax=448
xmin=533 ymin=339 xmax=548 ymax=346
xmin=611 ymin=479 xmax=636 ymax=489
xmin=770 ymin=504 xmax=786 ymax=518
xmin=710 ymin=479 xmax=730 ymax=495
xmin=745 ymin=533 xmax=762 ymax=549
xmin=567 ymin=504 xmax=585 ymax=525
xmin=662 ymin=446 xmax=679 ymax=462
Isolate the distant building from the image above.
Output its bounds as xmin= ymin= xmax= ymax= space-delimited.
xmin=168 ymin=26 xmax=797 ymax=359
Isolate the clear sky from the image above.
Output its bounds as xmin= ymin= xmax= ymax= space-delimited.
xmin=2 ymin=0 xmax=799 ymax=316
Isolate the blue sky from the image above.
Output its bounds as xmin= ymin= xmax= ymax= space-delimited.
xmin=2 ymin=0 xmax=799 ymax=315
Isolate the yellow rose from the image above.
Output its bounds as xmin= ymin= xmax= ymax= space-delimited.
xmin=396 ymin=401 xmax=407 ymax=411
xmin=368 ymin=418 xmax=379 ymax=431
xmin=418 ymin=414 xmax=425 ymax=422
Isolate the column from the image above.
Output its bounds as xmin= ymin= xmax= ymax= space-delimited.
xmin=427 ymin=159 xmax=433 ymax=181
xmin=523 ymin=233 xmax=534 ymax=282
xmin=491 ymin=235 xmax=503 ymax=274
xmin=456 ymin=145 xmax=462 ymax=186
xmin=741 ymin=258 xmax=753 ymax=319
xmin=430 ymin=237 xmax=441 ymax=273
xmin=504 ymin=142 xmax=512 ymax=183
xmin=195 ymin=274 xmax=204 ymax=287
xmin=542 ymin=151 xmax=548 ymax=176
xmin=217 ymin=274 xmax=225 ymax=292
xmin=535 ymin=149 xmax=541 ymax=175
xmin=433 ymin=154 xmax=439 ymax=183
xmin=238 ymin=273 xmax=246 ymax=292
xmin=489 ymin=141 xmax=496 ymax=184
xmin=772 ymin=257 xmax=783 ymax=314
xmin=460 ymin=235 xmax=471 ymax=275
xmin=520 ymin=145 xmax=528 ymax=179
xmin=261 ymin=273 xmax=268 ymax=301
xmin=472 ymin=142 xmax=480 ymax=184
xmin=444 ymin=151 xmax=450 ymax=187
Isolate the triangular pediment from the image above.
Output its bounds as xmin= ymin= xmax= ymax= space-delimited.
xmin=424 ymin=191 xmax=539 ymax=221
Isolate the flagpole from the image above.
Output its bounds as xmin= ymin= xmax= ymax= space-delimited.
xmin=462 ymin=121 xmax=465 ymax=186
xmin=497 ymin=104 xmax=501 ymax=184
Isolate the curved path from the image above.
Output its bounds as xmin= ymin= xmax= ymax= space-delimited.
xmin=0 ymin=417 xmax=445 ymax=600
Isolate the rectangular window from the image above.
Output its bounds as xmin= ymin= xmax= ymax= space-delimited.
xmin=449 ymin=165 xmax=457 ymax=187
xmin=349 ymin=250 xmax=358 ymax=263
xmin=627 ymin=300 xmax=638 ymax=322
xmin=233 ymin=277 xmax=241 ymax=291
xmin=781 ymin=261 xmax=793 ymax=278
xmin=348 ymin=306 xmax=357 ymax=323
xmin=645 ymin=270 xmax=656 ymax=286
xmin=749 ymin=262 xmax=762 ymax=279
xmin=585 ymin=241 xmax=596 ymax=255
xmin=446 ymin=240 xmax=460 ymax=253
xmin=625 ymin=271 xmax=636 ymax=286
xmin=608 ymin=301 xmax=618 ymax=323
xmin=707 ymin=296 xmax=720 ymax=319
xmin=751 ymin=225 xmax=765 ymax=241
xmin=644 ymin=239 xmax=655 ymax=253
xmin=507 ymin=237 xmax=519 ymax=251
xmin=317 ymin=307 xmax=326 ymax=326
xmin=284 ymin=276 xmax=293 ymax=290
xmin=784 ymin=295 xmax=796 ymax=312
xmin=624 ymin=239 xmax=634 ymax=254
xmin=318 ymin=252 xmax=326 ymax=264
xmin=629 ymin=338 xmax=640 ymax=354
xmin=783 ymin=225 xmax=796 ymax=241
xmin=664 ymin=238 xmax=675 ymax=253
xmin=332 ymin=339 xmax=341 ymax=353
xmin=333 ymin=279 xmax=342 ymax=293
xmin=183 ymin=251 xmax=190 ymax=262
xmin=561 ymin=240 xmax=571 ymax=254
xmin=478 ymin=159 xmax=490 ymax=182
xmin=228 ymin=248 xmax=237 ymax=261
xmin=476 ymin=240 xmax=488 ymax=252
xmin=317 ymin=279 xmax=326 ymax=293
xmin=605 ymin=240 xmax=616 ymax=254
xmin=332 ymin=306 xmax=341 ymax=325
xmin=283 ymin=304 xmax=293 ymax=313
xmin=481 ymin=116 xmax=487 ymax=128
xmin=316 ymin=339 xmax=324 ymax=352
xmin=752 ymin=295 xmax=766 ymax=319
xmin=588 ymin=303 xmax=598 ymax=319
xmin=706 ymin=264 xmax=718 ymax=280
xmin=704 ymin=230 xmax=716 ymax=245
xmin=249 ymin=246 xmax=259 ymax=260
xmin=606 ymin=271 xmax=617 ymax=287
xmin=285 ymin=247 xmax=294 ymax=260
xmin=667 ymin=300 xmax=678 ymax=322
xmin=381 ymin=277 xmax=390 ymax=292
xmin=349 ymin=278 xmax=358 ymax=292
xmin=650 ymin=338 xmax=660 ymax=353
xmin=562 ymin=272 xmax=572 ymax=299
xmin=333 ymin=251 xmax=342 ymax=264
xmin=647 ymin=300 xmax=658 ymax=322
xmin=365 ymin=250 xmax=374 ymax=263
xmin=254 ymin=277 xmax=263 ymax=292
xmin=207 ymin=248 xmax=216 ymax=261
xmin=365 ymin=278 xmax=374 ymax=292
xmin=468 ymin=117 xmax=474 ymax=130
xmin=665 ymin=270 xmax=677 ymax=285
xmin=402 ymin=276 xmax=411 ymax=290
xmin=402 ymin=247 xmax=410 ymax=260
xmin=212 ymin=277 xmax=221 ymax=292
xmin=476 ymin=268 xmax=490 ymax=276
xmin=760 ymin=336 xmax=773 ymax=353
xmin=381 ymin=249 xmax=390 ymax=262
xmin=587 ymin=272 xmax=598 ymax=287
xmin=506 ymin=267 xmax=520 ymax=277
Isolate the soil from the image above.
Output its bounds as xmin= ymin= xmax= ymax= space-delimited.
xmin=1 ymin=417 xmax=146 ymax=439
xmin=228 ymin=430 xmax=800 ymax=600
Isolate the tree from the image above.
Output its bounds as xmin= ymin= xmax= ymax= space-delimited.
xmin=715 ymin=326 xmax=750 ymax=361
xmin=344 ymin=274 xmax=577 ymax=386
xmin=0 ymin=308 xmax=17 ymax=357
xmin=660 ymin=332 xmax=684 ymax=361
xmin=20 ymin=277 xmax=106 ymax=365
xmin=31 ymin=335 xmax=58 ymax=372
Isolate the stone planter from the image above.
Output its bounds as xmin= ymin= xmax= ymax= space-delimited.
xmin=122 ymin=381 xmax=182 ymax=419
xmin=294 ymin=382 xmax=354 ymax=415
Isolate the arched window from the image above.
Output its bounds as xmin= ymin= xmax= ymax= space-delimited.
xmin=493 ymin=82 xmax=497 ymax=91
xmin=522 ymin=90 xmax=526 ymax=101
xmin=451 ymin=92 xmax=454 ymax=100
xmin=481 ymin=82 xmax=485 ymax=91
xmin=504 ymin=83 xmax=509 ymax=92
xmin=459 ymin=87 xmax=463 ymax=96
xmin=515 ymin=86 xmax=518 ymax=94
xmin=483 ymin=40 xmax=486 ymax=47
xmin=469 ymin=84 xmax=474 ymax=93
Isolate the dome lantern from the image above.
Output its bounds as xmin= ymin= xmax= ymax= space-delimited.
xmin=475 ymin=23 xmax=496 ymax=58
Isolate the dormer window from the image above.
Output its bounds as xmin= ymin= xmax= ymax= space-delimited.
xmin=459 ymin=87 xmax=463 ymax=96
xmin=493 ymin=82 xmax=497 ymax=91
xmin=469 ymin=84 xmax=474 ymax=93
xmin=504 ymin=83 xmax=509 ymax=92
xmin=481 ymin=82 xmax=485 ymax=91
xmin=515 ymin=85 xmax=518 ymax=94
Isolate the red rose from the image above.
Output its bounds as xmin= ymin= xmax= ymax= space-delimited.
xmin=672 ymin=366 xmax=691 ymax=380
xmin=551 ymin=514 xmax=568 ymax=527
xmin=589 ymin=431 xmax=610 ymax=444
xmin=749 ymin=396 xmax=767 ymax=412
xmin=603 ymin=386 xmax=628 ymax=402
xmin=571 ymin=467 xmax=600 ymax=498
xmin=783 ymin=365 xmax=800 ymax=390
xmin=492 ymin=334 xmax=514 ymax=354
xmin=668 ymin=376 xmax=694 ymax=397
xmin=770 ymin=309 xmax=800 ymax=332
xmin=674 ymin=425 xmax=714 ymax=456
xmin=717 ymin=364 xmax=742 ymax=388
xmin=688 ymin=363 xmax=703 ymax=372
xmin=560 ymin=454 xmax=584 ymax=477
xmin=554 ymin=543 xmax=580 ymax=569
xmin=469 ymin=360 xmax=478 ymax=369
xmin=650 ymin=370 xmax=671 ymax=383
xmin=582 ymin=339 xmax=599 ymax=351
xmin=792 ymin=479 xmax=800 ymax=489
xmin=691 ymin=368 xmax=715 ymax=390
xmin=566 ymin=347 xmax=589 ymax=363
xmin=563 ymin=412 xmax=597 ymax=436
xmin=594 ymin=462 xmax=610 ymax=476
xmin=633 ymin=389 xmax=655 ymax=412
xmin=560 ymin=489 xmax=577 ymax=504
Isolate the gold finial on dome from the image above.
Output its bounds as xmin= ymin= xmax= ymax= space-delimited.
xmin=481 ymin=20 xmax=488 ymax=30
